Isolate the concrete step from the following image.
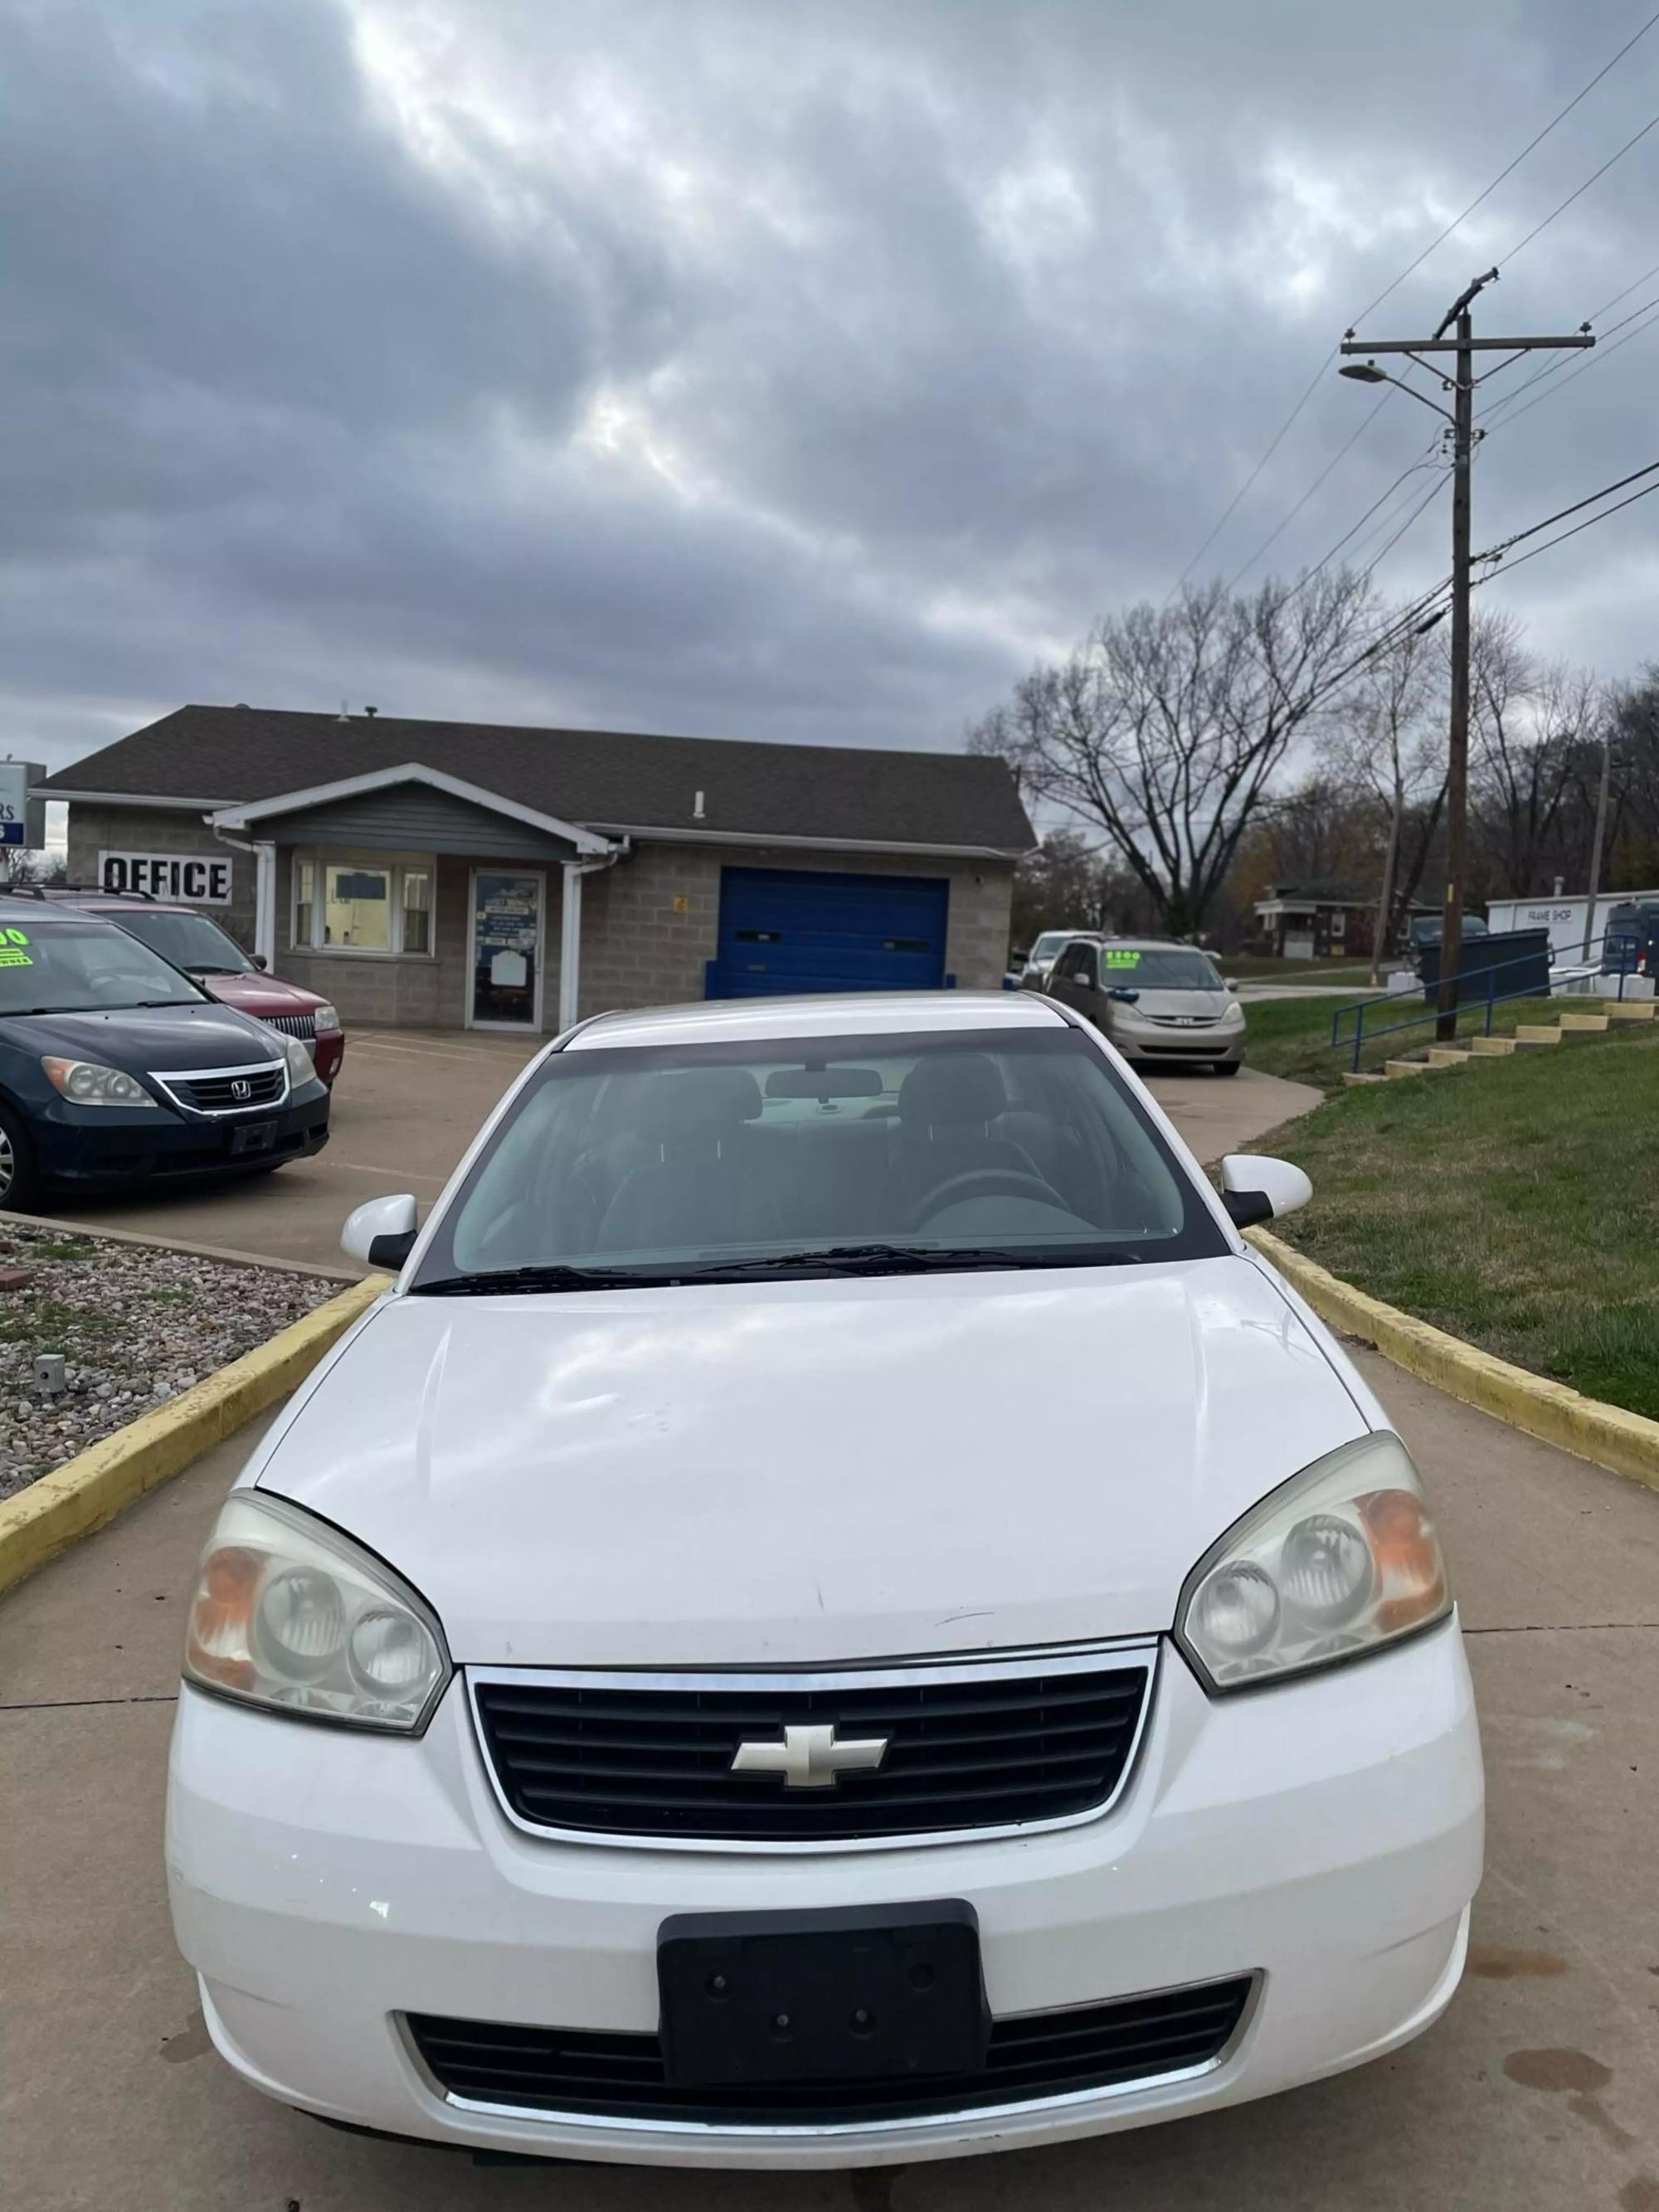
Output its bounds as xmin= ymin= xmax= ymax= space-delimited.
xmin=1427 ymin=1048 xmax=1474 ymax=1065
xmin=1342 ymin=1071 xmax=1388 ymax=1087
xmin=1603 ymin=1001 xmax=1657 ymax=1023
xmin=1514 ymin=1024 xmax=1562 ymax=1045
xmin=1557 ymin=1012 xmax=1610 ymax=1032
xmin=1470 ymin=1034 xmax=1517 ymax=1056
xmin=1384 ymin=1057 xmax=1432 ymax=1077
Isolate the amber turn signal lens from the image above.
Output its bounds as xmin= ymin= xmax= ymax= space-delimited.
xmin=1361 ymin=1488 xmax=1447 ymax=1632
xmin=186 ymin=1543 xmax=262 ymax=1689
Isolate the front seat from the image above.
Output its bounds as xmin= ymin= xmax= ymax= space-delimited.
xmin=880 ymin=1053 xmax=1042 ymax=1225
xmin=596 ymin=1067 xmax=779 ymax=1254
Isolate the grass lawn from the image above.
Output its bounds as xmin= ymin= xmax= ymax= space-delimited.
xmin=1260 ymin=1022 xmax=1659 ymax=1419
xmin=1219 ymin=954 xmax=1379 ymax=983
xmin=1243 ymin=991 xmax=1591 ymax=1092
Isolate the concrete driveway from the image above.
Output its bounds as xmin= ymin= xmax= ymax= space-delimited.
xmin=2 ymin=1354 xmax=1656 ymax=2210
xmin=39 ymin=1029 xmax=1320 ymax=1270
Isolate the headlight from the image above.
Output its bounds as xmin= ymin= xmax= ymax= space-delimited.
xmin=41 ymin=1056 xmax=157 ymax=1108
xmin=183 ymin=1490 xmax=450 ymax=1732
xmin=310 ymin=1001 xmax=341 ymax=1036
xmin=1220 ymin=999 xmax=1246 ymax=1026
xmin=270 ymin=1029 xmax=316 ymax=1084
xmin=1176 ymin=1432 xmax=1450 ymax=1692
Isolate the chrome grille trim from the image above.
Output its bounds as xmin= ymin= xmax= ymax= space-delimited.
xmin=149 ymin=1058 xmax=290 ymax=1117
xmin=466 ymin=1638 xmax=1160 ymax=1855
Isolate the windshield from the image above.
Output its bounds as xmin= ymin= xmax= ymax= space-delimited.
xmin=1101 ymin=949 xmax=1223 ymax=990
xmin=1029 ymin=932 xmax=1073 ymax=964
xmin=412 ymin=1026 xmax=1227 ymax=1291
xmin=108 ymin=907 xmax=255 ymax=975
xmin=0 ymin=917 xmax=207 ymax=1015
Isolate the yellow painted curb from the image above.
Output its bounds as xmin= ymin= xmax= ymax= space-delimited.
xmin=1248 ymin=1228 xmax=1659 ymax=1494
xmin=0 ymin=1277 xmax=383 ymax=1599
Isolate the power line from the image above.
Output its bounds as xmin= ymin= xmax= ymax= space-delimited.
xmin=1486 ymin=294 xmax=1659 ymax=431
xmin=1499 ymin=108 xmax=1659 ymax=266
xmin=1224 ymin=391 xmax=1393 ymax=589
xmin=1481 ymin=266 xmax=1659 ymax=425
xmin=1172 ymin=353 xmax=1335 ymax=589
xmin=1588 ymin=255 xmax=1659 ymax=319
xmin=1300 ymin=440 xmax=1443 ymax=581
xmin=1358 ymin=471 xmax=1452 ymax=578
xmin=1350 ymin=7 xmax=1659 ymax=328
xmin=1477 ymin=471 xmax=1659 ymax=576
xmin=1477 ymin=457 xmax=1659 ymax=561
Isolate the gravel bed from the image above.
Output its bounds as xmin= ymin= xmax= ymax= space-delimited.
xmin=0 ymin=1224 xmax=338 ymax=1501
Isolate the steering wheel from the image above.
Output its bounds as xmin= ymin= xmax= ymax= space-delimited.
xmin=906 ymin=1168 xmax=1068 ymax=1228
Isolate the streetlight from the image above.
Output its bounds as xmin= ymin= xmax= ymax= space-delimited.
xmin=1339 ymin=360 xmax=1456 ymax=427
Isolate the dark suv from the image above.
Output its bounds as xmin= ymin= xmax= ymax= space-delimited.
xmin=0 ymin=898 xmax=330 ymax=1209
xmin=1604 ymin=899 xmax=1659 ymax=978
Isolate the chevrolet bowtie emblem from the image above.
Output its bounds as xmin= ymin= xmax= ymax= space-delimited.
xmin=730 ymin=1722 xmax=889 ymax=1790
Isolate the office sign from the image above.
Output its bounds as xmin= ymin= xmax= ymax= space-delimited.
xmin=100 ymin=851 xmax=233 ymax=905
xmin=0 ymin=761 xmax=46 ymax=849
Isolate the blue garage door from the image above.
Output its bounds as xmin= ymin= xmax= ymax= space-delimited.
xmin=705 ymin=868 xmax=951 ymax=999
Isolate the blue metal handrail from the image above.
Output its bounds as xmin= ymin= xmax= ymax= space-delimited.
xmin=1328 ymin=931 xmax=1641 ymax=1073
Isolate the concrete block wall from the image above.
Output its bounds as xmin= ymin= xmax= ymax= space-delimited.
xmin=64 ymin=805 xmax=258 ymax=948
xmin=576 ymin=843 xmax=1015 ymax=1020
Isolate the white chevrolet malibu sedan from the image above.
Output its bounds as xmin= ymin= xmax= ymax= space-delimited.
xmin=166 ymin=990 xmax=1482 ymax=2171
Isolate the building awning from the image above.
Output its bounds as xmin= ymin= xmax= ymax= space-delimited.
xmin=208 ymin=763 xmax=616 ymax=859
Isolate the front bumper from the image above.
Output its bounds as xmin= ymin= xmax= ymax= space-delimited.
xmin=31 ymin=1084 xmax=330 ymax=1188
xmin=1113 ymin=1023 xmax=1246 ymax=1065
xmin=166 ymin=1620 xmax=1482 ymax=2170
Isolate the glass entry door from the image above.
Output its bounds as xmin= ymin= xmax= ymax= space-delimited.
xmin=468 ymin=870 xmax=544 ymax=1028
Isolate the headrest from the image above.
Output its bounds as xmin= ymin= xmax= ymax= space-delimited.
xmin=629 ymin=1067 xmax=763 ymax=1140
xmin=897 ymin=1053 xmax=1008 ymax=1130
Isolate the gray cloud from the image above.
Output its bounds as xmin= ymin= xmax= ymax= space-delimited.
xmin=2 ymin=0 xmax=1657 ymax=780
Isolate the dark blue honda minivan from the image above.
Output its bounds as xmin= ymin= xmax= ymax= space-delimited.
xmin=0 ymin=897 xmax=330 ymax=1209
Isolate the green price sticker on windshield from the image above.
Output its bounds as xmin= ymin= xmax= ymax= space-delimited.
xmin=0 ymin=925 xmax=32 ymax=967
xmin=1103 ymin=948 xmax=1141 ymax=969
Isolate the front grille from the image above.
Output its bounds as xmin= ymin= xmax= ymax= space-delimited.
xmin=260 ymin=1012 xmax=317 ymax=1041
xmin=1142 ymin=1014 xmax=1219 ymax=1028
xmin=470 ymin=1654 xmax=1152 ymax=1844
xmin=157 ymin=1062 xmax=287 ymax=1115
xmin=406 ymin=1976 xmax=1253 ymax=2125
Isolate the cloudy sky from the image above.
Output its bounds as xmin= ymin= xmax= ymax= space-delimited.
xmin=5 ymin=0 xmax=1658 ymax=784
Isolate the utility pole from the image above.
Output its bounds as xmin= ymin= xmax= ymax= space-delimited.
xmin=1339 ymin=274 xmax=1593 ymax=1039
xmin=1581 ymin=717 xmax=1614 ymax=964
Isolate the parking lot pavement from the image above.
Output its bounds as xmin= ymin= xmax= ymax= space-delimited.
xmin=2 ymin=1349 xmax=1656 ymax=2210
xmin=36 ymin=1033 xmax=1320 ymax=1271
xmin=37 ymin=1027 xmax=542 ymax=1271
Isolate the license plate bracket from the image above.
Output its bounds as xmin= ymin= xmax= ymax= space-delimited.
xmin=657 ymin=1902 xmax=989 ymax=2089
xmin=228 ymin=1121 xmax=277 ymax=1156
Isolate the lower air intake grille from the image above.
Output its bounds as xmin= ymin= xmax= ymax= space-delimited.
xmin=406 ymin=1977 xmax=1254 ymax=2126
xmin=470 ymin=1654 xmax=1153 ymax=1843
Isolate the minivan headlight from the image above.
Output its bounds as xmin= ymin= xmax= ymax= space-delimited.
xmin=269 ymin=1029 xmax=316 ymax=1084
xmin=183 ymin=1491 xmax=450 ymax=1732
xmin=41 ymin=1056 xmax=159 ymax=1107
xmin=1176 ymin=1433 xmax=1450 ymax=1691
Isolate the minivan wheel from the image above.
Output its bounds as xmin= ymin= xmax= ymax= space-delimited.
xmin=0 ymin=1103 xmax=42 ymax=1210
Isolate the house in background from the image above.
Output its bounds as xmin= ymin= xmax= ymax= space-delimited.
xmin=1250 ymin=880 xmax=1433 ymax=961
xmin=34 ymin=706 xmax=1032 ymax=1033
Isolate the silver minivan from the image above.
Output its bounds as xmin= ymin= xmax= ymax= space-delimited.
xmin=1032 ymin=936 xmax=1247 ymax=1073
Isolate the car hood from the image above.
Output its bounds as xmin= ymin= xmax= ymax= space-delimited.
xmin=1117 ymin=989 xmax=1235 ymax=1020
xmin=198 ymin=972 xmax=326 ymax=1019
xmin=2 ymin=1000 xmax=285 ymax=1068
xmin=254 ymin=1257 xmax=1368 ymax=1667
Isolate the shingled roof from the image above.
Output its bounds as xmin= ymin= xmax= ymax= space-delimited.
xmin=38 ymin=705 xmax=1034 ymax=857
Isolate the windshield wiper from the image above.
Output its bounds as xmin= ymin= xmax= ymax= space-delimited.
xmin=664 ymin=1243 xmax=1144 ymax=1281
xmin=414 ymin=1264 xmax=653 ymax=1296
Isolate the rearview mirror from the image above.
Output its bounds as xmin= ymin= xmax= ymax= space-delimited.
xmin=343 ymin=1192 xmax=420 ymax=1271
xmin=1219 ymin=1154 xmax=1312 ymax=1230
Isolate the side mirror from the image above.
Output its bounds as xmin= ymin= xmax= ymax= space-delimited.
xmin=343 ymin=1192 xmax=420 ymax=1271
xmin=252 ymin=954 xmax=269 ymax=971
xmin=1226 ymin=980 xmax=1238 ymax=994
xmin=1107 ymin=985 xmax=1140 ymax=1004
xmin=1219 ymin=1154 xmax=1312 ymax=1230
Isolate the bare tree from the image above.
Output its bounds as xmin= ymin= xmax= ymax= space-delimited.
xmin=1322 ymin=621 xmax=1445 ymax=980
xmin=1468 ymin=611 xmax=1601 ymax=897
xmin=970 ymin=571 xmax=1376 ymax=938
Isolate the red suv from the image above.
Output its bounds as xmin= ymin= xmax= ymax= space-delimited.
xmin=32 ymin=888 xmax=346 ymax=1086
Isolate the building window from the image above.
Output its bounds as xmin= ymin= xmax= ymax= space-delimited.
xmin=289 ymin=853 xmax=436 ymax=956
xmin=401 ymin=868 xmax=432 ymax=955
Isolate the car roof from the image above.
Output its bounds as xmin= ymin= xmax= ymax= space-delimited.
xmin=568 ymin=991 xmax=1068 ymax=1052
xmin=1064 ymin=936 xmax=1211 ymax=953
